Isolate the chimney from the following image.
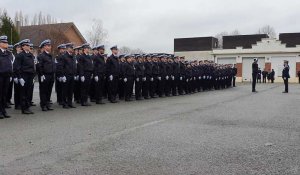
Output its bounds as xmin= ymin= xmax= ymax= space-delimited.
xmin=16 ymin=21 xmax=21 ymax=35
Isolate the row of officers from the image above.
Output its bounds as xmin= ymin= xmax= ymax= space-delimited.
xmin=0 ymin=35 xmax=237 ymax=119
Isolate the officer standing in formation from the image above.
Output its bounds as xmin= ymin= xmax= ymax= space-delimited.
xmin=282 ymin=60 xmax=290 ymax=93
xmin=0 ymin=36 xmax=13 ymax=119
xmin=1 ymin=37 xmax=237 ymax=118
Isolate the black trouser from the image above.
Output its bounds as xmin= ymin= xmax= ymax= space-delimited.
xmin=151 ymin=77 xmax=158 ymax=97
xmin=20 ymin=73 xmax=35 ymax=111
xmin=142 ymin=77 xmax=150 ymax=98
xmin=29 ymin=77 xmax=34 ymax=103
xmin=63 ymin=75 xmax=75 ymax=106
xmin=252 ymin=73 xmax=257 ymax=91
xmin=158 ymin=77 xmax=165 ymax=97
xmin=165 ymin=77 xmax=172 ymax=96
xmin=89 ymin=79 xmax=96 ymax=101
xmin=39 ymin=74 xmax=54 ymax=108
xmin=80 ymin=72 xmax=92 ymax=104
xmin=6 ymin=80 xmax=13 ymax=103
xmin=284 ymin=78 xmax=288 ymax=92
xmin=74 ymin=77 xmax=80 ymax=102
xmin=124 ymin=77 xmax=134 ymax=100
xmin=178 ymin=76 xmax=184 ymax=95
xmin=118 ymin=78 xmax=125 ymax=100
xmin=262 ymin=76 xmax=267 ymax=83
xmin=171 ymin=76 xmax=178 ymax=95
xmin=232 ymin=76 xmax=236 ymax=87
xmin=55 ymin=76 xmax=63 ymax=104
xmin=135 ymin=77 xmax=143 ymax=99
xmin=108 ymin=75 xmax=119 ymax=102
xmin=94 ymin=75 xmax=105 ymax=102
xmin=0 ymin=75 xmax=10 ymax=115
xmin=14 ymin=80 xmax=21 ymax=108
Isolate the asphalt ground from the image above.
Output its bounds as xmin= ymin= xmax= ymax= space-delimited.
xmin=0 ymin=83 xmax=299 ymax=175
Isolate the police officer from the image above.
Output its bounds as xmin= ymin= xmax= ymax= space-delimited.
xmin=78 ymin=43 xmax=93 ymax=106
xmin=118 ymin=54 xmax=126 ymax=100
xmin=13 ymin=42 xmax=22 ymax=110
xmin=93 ymin=45 xmax=106 ymax=104
xmin=282 ymin=60 xmax=290 ymax=93
xmin=232 ymin=64 xmax=237 ymax=87
xmin=5 ymin=45 xmax=14 ymax=108
xmin=252 ymin=58 xmax=258 ymax=92
xmin=61 ymin=43 xmax=77 ymax=108
xmin=15 ymin=39 xmax=35 ymax=114
xmin=123 ymin=55 xmax=135 ymax=101
xmin=135 ymin=55 xmax=145 ymax=100
xmin=55 ymin=44 xmax=66 ymax=106
xmin=106 ymin=45 xmax=120 ymax=103
xmin=37 ymin=39 xmax=56 ymax=111
xmin=0 ymin=36 xmax=13 ymax=119
xmin=73 ymin=46 xmax=81 ymax=104
xmin=143 ymin=54 xmax=153 ymax=99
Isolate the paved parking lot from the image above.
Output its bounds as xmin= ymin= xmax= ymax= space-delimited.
xmin=0 ymin=83 xmax=299 ymax=175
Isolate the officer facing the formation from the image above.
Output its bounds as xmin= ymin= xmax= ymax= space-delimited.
xmin=0 ymin=36 xmax=13 ymax=119
xmin=282 ymin=60 xmax=290 ymax=93
xmin=78 ymin=43 xmax=93 ymax=106
xmin=61 ymin=43 xmax=77 ymax=108
xmin=93 ymin=45 xmax=106 ymax=104
xmin=106 ymin=45 xmax=120 ymax=103
xmin=252 ymin=58 xmax=258 ymax=92
xmin=37 ymin=39 xmax=56 ymax=111
xmin=15 ymin=39 xmax=35 ymax=114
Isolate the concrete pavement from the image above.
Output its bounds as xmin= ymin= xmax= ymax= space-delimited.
xmin=0 ymin=83 xmax=299 ymax=175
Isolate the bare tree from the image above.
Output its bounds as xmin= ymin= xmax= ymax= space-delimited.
xmin=215 ymin=31 xmax=228 ymax=48
xmin=119 ymin=46 xmax=145 ymax=55
xmin=257 ymin=25 xmax=276 ymax=38
xmin=86 ymin=19 xmax=108 ymax=47
xmin=230 ymin=29 xmax=240 ymax=35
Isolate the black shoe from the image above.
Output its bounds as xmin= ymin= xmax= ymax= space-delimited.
xmin=30 ymin=103 xmax=36 ymax=107
xmin=144 ymin=96 xmax=150 ymax=99
xmin=81 ymin=103 xmax=91 ymax=106
xmin=46 ymin=106 xmax=54 ymax=111
xmin=15 ymin=106 xmax=21 ymax=110
xmin=22 ymin=110 xmax=33 ymax=114
xmin=110 ymin=100 xmax=118 ymax=103
xmin=3 ymin=113 xmax=11 ymax=118
xmin=282 ymin=91 xmax=288 ymax=93
xmin=5 ymin=105 xmax=11 ymax=109
xmin=8 ymin=101 xmax=14 ymax=105
xmin=68 ymin=105 xmax=76 ymax=108
xmin=63 ymin=105 xmax=70 ymax=109
xmin=0 ymin=115 xmax=4 ymax=119
xmin=91 ymin=99 xmax=96 ymax=102
xmin=42 ymin=107 xmax=48 ymax=111
xmin=96 ymin=101 xmax=105 ymax=104
xmin=125 ymin=99 xmax=132 ymax=102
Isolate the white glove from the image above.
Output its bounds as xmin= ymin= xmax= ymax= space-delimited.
xmin=33 ymin=78 xmax=35 ymax=84
xmin=91 ymin=74 xmax=93 ymax=79
xmin=58 ymin=77 xmax=62 ymax=82
xmin=150 ymin=77 xmax=154 ymax=82
xmin=124 ymin=78 xmax=128 ymax=82
xmin=142 ymin=77 xmax=146 ymax=81
xmin=158 ymin=77 xmax=161 ymax=81
xmin=203 ymin=76 xmax=206 ymax=79
xmin=109 ymin=75 xmax=113 ymax=81
xmin=166 ymin=76 xmax=169 ymax=80
xmin=74 ymin=76 xmax=77 ymax=80
xmin=199 ymin=77 xmax=201 ymax=80
xmin=180 ymin=77 xmax=183 ymax=81
xmin=19 ymin=78 xmax=25 ymax=87
xmin=136 ymin=78 xmax=139 ymax=82
xmin=171 ymin=76 xmax=175 ymax=80
xmin=81 ymin=76 xmax=85 ymax=82
xmin=14 ymin=78 xmax=18 ymax=84
xmin=186 ymin=79 xmax=189 ymax=82
xmin=283 ymin=77 xmax=286 ymax=80
xmin=41 ymin=75 xmax=46 ymax=83
xmin=10 ymin=77 xmax=12 ymax=82
xmin=194 ymin=77 xmax=196 ymax=80
xmin=94 ymin=76 xmax=99 ymax=82
xmin=62 ymin=76 xmax=67 ymax=83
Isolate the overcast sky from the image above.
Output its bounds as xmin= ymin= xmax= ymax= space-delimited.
xmin=2 ymin=0 xmax=300 ymax=53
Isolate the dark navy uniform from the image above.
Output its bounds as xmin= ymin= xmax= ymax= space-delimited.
xmin=37 ymin=51 xmax=56 ymax=110
xmin=106 ymin=54 xmax=120 ymax=103
xmin=252 ymin=59 xmax=258 ymax=92
xmin=123 ymin=60 xmax=135 ymax=101
xmin=134 ymin=59 xmax=145 ymax=100
xmin=0 ymin=37 xmax=13 ymax=118
xmin=282 ymin=62 xmax=290 ymax=93
xmin=143 ymin=59 xmax=153 ymax=98
xmin=78 ymin=52 xmax=93 ymax=106
xmin=93 ymin=53 xmax=106 ymax=104
xmin=15 ymin=40 xmax=35 ymax=114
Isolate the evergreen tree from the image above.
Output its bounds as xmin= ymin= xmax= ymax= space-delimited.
xmin=0 ymin=12 xmax=20 ymax=44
